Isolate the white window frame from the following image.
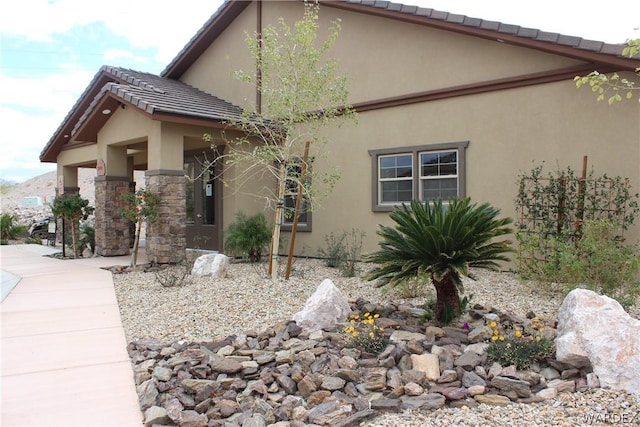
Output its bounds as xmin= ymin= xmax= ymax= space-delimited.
xmin=378 ymin=153 xmax=413 ymax=206
xmin=419 ymin=149 xmax=459 ymax=202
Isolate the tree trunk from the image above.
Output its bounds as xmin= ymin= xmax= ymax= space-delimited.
xmin=268 ymin=163 xmax=288 ymax=279
xmin=432 ymin=273 xmax=461 ymax=323
xmin=130 ymin=221 xmax=141 ymax=268
xmin=70 ymin=219 xmax=79 ymax=259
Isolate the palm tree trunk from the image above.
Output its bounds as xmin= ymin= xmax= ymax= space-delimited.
xmin=432 ymin=273 xmax=460 ymax=323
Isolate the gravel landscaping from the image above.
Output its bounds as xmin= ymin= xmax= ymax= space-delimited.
xmin=113 ymin=258 xmax=640 ymax=427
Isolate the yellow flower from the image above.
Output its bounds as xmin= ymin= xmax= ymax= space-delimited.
xmin=493 ymin=329 xmax=499 ymax=335
xmin=536 ymin=336 xmax=541 ymax=342
xmin=515 ymin=330 xmax=522 ymax=338
xmin=369 ymin=332 xmax=375 ymax=338
xmin=538 ymin=327 xmax=545 ymax=332
xmin=374 ymin=313 xmax=380 ymax=318
xmin=499 ymin=336 xmax=505 ymax=341
xmin=506 ymin=343 xmax=512 ymax=348
xmin=364 ymin=312 xmax=370 ymax=318
xmin=491 ymin=335 xmax=498 ymax=341
xmin=489 ymin=321 xmax=497 ymax=328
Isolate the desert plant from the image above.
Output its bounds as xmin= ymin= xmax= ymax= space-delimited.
xmin=24 ymin=237 xmax=43 ymax=245
xmin=485 ymin=317 xmax=554 ymax=369
xmin=318 ymin=232 xmax=347 ymax=268
xmin=0 ymin=213 xmax=28 ymax=240
xmin=224 ymin=212 xmax=271 ymax=262
xmin=120 ymin=189 xmax=160 ymax=267
xmin=79 ymin=222 xmax=95 ymax=255
xmin=343 ymin=312 xmax=389 ymax=355
xmin=366 ymin=198 xmax=513 ymax=323
xmin=50 ymin=193 xmax=94 ymax=258
xmin=519 ymin=219 xmax=640 ymax=308
xmin=318 ymin=228 xmax=365 ymax=277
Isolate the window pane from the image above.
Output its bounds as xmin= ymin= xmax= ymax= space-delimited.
xmin=439 ymin=162 xmax=457 ymax=176
xmin=422 ymin=164 xmax=439 ymax=177
xmin=420 ymin=151 xmax=457 ymax=177
xmin=422 ymin=177 xmax=457 ymax=201
xmin=382 ymin=180 xmax=412 ymax=203
xmin=439 ymin=151 xmax=457 ymax=163
xmin=380 ymin=154 xmax=412 ymax=179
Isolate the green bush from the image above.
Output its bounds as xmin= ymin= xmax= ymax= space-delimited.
xmin=485 ymin=317 xmax=554 ymax=369
xmin=79 ymin=223 xmax=96 ymax=254
xmin=318 ymin=228 xmax=365 ymax=277
xmin=519 ymin=219 xmax=639 ymax=308
xmin=1 ymin=213 xmax=28 ymax=240
xmin=224 ymin=212 xmax=272 ymax=262
xmin=366 ymin=198 xmax=513 ymax=323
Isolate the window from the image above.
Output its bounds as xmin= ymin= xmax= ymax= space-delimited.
xmin=281 ymin=161 xmax=312 ymax=231
xmin=369 ymin=141 xmax=468 ymax=212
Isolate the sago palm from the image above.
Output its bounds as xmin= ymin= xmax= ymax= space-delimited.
xmin=366 ymin=198 xmax=513 ymax=323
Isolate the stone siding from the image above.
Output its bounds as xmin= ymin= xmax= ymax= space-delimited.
xmin=95 ymin=177 xmax=131 ymax=256
xmin=145 ymin=172 xmax=186 ymax=264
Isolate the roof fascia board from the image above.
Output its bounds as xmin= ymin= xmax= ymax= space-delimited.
xmin=161 ymin=0 xmax=253 ymax=79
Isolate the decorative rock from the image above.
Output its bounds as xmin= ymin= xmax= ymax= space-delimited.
xmin=190 ymin=253 xmax=228 ymax=278
xmin=137 ymin=379 xmax=158 ymax=411
xmin=555 ymin=288 xmax=640 ymax=393
xmin=547 ymin=379 xmax=576 ymax=393
xmin=462 ymin=370 xmax=486 ymax=387
xmin=365 ymin=368 xmax=388 ymax=391
xmin=321 ymin=376 xmax=346 ymax=391
xmin=404 ymin=382 xmax=425 ymax=396
xmin=491 ymin=376 xmax=531 ymax=398
xmin=292 ymin=279 xmax=351 ymax=332
xmin=401 ymin=393 xmax=446 ymax=410
xmin=390 ymin=330 xmax=427 ymax=342
xmin=441 ymin=387 xmax=468 ymax=401
xmin=454 ymin=351 xmax=483 ymax=370
xmin=438 ymin=370 xmax=459 ymax=383
xmin=467 ymin=385 xmax=485 ymax=396
xmin=143 ymin=406 xmax=169 ymax=427
xmin=536 ymin=387 xmax=557 ymax=400
xmin=467 ymin=326 xmax=490 ymax=343
xmin=152 ymin=366 xmax=172 ymax=382
xmin=540 ymin=367 xmax=560 ymax=380
xmin=587 ymin=373 xmax=600 ymax=388
xmin=411 ymin=353 xmax=440 ymax=381
xmin=210 ymin=357 xmax=243 ymax=374
xmin=474 ymin=394 xmax=512 ymax=406
xmin=178 ymin=410 xmax=207 ymax=427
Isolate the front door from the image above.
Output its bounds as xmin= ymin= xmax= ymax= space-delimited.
xmin=184 ymin=151 xmax=222 ymax=251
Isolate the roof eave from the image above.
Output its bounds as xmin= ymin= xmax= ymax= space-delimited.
xmin=161 ymin=0 xmax=253 ymax=79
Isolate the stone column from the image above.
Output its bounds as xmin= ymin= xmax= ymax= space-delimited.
xmin=94 ymin=176 xmax=131 ymax=256
xmin=145 ymin=170 xmax=186 ymax=264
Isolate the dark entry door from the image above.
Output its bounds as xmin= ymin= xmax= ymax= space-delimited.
xmin=184 ymin=152 xmax=221 ymax=251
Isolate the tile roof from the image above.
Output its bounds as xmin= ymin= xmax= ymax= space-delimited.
xmin=337 ymin=0 xmax=635 ymax=58
xmin=72 ymin=66 xmax=246 ymax=137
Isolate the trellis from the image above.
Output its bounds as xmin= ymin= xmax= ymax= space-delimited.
xmin=515 ymin=156 xmax=638 ymax=263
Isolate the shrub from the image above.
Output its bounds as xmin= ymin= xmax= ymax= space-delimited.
xmin=318 ymin=228 xmax=365 ymax=277
xmin=343 ymin=312 xmax=389 ymax=355
xmin=318 ymin=232 xmax=346 ymax=268
xmin=366 ymin=198 xmax=513 ymax=323
xmin=79 ymin=222 xmax=95 ymax=254
xmin=120 ymin=189 xmax=161 ymax=267
xmin=1 ymin=213 xmax=28 ymax=240
xmin=519 ymin=219 xmax=640 ymax=309
xmin=51 ymin=193 xmax=94 ymax=258
xmin=224 ymin=212 xmax=271 ymax=262
xmin=485 ymin=317 xmax=554 ymax=369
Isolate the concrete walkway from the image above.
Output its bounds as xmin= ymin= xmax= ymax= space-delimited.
xmin=1 ymin=244 xmax=143 ymax=426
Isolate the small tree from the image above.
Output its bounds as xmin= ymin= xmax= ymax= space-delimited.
xmin=205 ymin=1 xmax=356 ymax=278
xmin=575 ymin=38 xmax=640 ymax=104
xmin=366 ymin=198 xmax=513 ymax=323
xmin=50 ymin=193 xmax=94 ymax=258
xmin=120 ymin=189 xmax=160 ymax=267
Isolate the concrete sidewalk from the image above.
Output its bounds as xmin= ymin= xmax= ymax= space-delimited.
xmin=1 ymin=244 xmax=143 ymax=426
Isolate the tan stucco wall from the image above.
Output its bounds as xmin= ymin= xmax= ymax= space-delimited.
xmin=180 ymin=3 xmax=259 ymax=109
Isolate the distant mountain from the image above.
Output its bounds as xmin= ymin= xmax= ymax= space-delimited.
xmin=0 ymin=178 xmax=17 ymax=186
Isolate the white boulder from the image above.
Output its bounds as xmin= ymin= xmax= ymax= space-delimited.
xmin=191 ymin=253 xmax=229 ymax=278
xmin=292 ymin=279 xmax=351 ymax=332
xmin=555 ymin=288 xmax=640 ymax=394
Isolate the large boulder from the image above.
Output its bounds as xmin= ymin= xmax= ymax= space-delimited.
xmin=292 ymin=279 xmax=351 ymax=332
xmin=555 ymin=288 xmax=640 ymax=394
xmin=191 ymin=253 xmax=229 ymax=278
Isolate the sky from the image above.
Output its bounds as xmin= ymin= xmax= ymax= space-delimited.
xmin=1 ymin=0 xmax=639 ymax=184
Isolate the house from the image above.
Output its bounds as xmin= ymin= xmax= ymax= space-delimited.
xmin=40 ymin=0 xmax=640 ymax=264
